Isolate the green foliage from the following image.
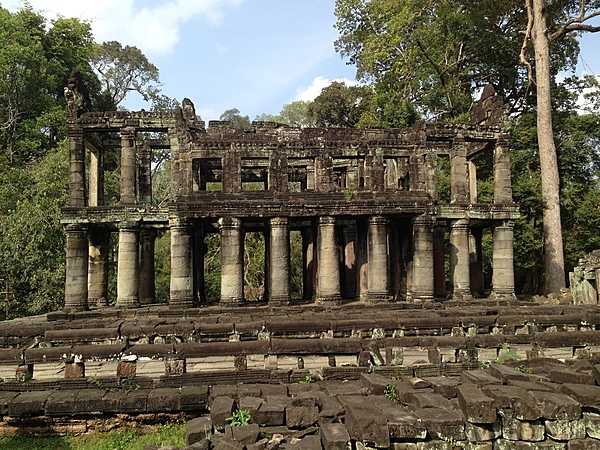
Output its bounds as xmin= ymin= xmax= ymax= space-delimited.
xmin=299 ymin=374 xmax=315 ymax=384
xmin=384 ymin=383 xmax=398 ymax=402
xmin=227 ymin=409 xmax=252 ymax=427
xmin=0 ymin=424 xmax=185 ymax=450
xmin=220 ymin=108 xmax=251 ymax=130
xmin=496 ymin=343 xmax=520 ymax=364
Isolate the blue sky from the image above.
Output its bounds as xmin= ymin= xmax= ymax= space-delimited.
xmin=3 ymin=0 xmax=600 ymax=120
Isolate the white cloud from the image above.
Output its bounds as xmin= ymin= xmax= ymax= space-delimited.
xmin=3 ymin=0 xmax=242 ymax=56
xmin=294 ymin=76 xmax=358 ymax=102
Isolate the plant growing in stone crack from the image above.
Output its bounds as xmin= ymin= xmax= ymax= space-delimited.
xmin=227 ymin=409 xmax=252 ymax=427
xmin=384 ymin=384 xmax=398 ymax=402
xmin=496 ymin=343 xmax=521 ymax=364
xmin=343 ymin=190 xmax=354 ymax=201
xmin=299 ymin=374 xmax=314 ymax=384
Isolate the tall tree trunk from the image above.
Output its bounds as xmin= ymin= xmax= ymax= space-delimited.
xmin=531 ymin=0 xmax=566 ymax=293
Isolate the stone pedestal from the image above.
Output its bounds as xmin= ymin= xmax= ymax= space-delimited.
xmin=411 ymin=216 xmax=434 ymax=301
xmin=139 ymin=229 xmax=156 ymax=305
xmin=492 ymin=222 xmax=516 ymax=300
xmin=68 ymin=128 xmax=86 ymax=208
xmin=120 ymin=127 xmax=137 ymax=205
xmin=450 ymin=219 xmax=472 ymax=301
xmin=316 ymin=216 xmax=341 ymax=305
xmin=88 ymin=230 xmax=109 ymax=308
xmin=170 ymin=221 xmax=194 ymax=307
xmin=220 ymin=217 xmax=244 ymax=305
xmin=367 ymin=216 xmax=389 ymax=301
xmin=65 ymin=225 xmax=89 ymax=312
xmin=116 ymin=224 xmax=140 ymax=308
xmin=269 ymin=217 xmax=290 ymax=305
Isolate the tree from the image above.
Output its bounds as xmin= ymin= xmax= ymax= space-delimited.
xmin=309 ymin=81 xmax=374 ymax=127
xmin=220 ymin=108 xmax=251 ymax=129
xmin=91 ymin=41 xmax=160 ymax=107
xmin=520 ymin=0 xmax=600 ymax=292
xmin=279 ymin=101 xmax=315 ymax=127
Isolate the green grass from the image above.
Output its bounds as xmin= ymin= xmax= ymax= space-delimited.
xmin=0 ymin=423 xmax=185 ymax=450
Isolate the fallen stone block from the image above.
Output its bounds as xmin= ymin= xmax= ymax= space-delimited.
xmin=147 ymin=388 xmax=180 ymax=412
xmin=186 ymin=416 xmax=213 ymax=445
xmin=550 ymin=368 xmax=595 ymax=385
xmin=425 ymin=376 xmax=462 ymax=399
xmin=360 ymin=373 xmax=393 ymax=395
xmin=288 ymin=435 xmax=322 ymax=450
xmin=45 ymin=390 xmax=79 ymax=416
xmin=180 ymin=385 xmax=209 ymax=411
xmin=584 ymin=412 xmax=600 ymax=439
xmin=224 ymin=423 xmax=260 ymax=445
xmin=238 ymin=396 xmax=263 ymax=417
xmin=246 ymin=438 xmax=269 ymax=450
xmin=320 ymin=423 xmax=350 ymax=450
xmin=211 ymin=435 xmax=244 ymax=450
xmin=120 ymin=389 xmax=148 ymax=413
xmin=544 ymin=419 xmax=586 ymax=440
xmin=482 ymin=385 xmax=541 ymax=421
xmin=462 ymin=370 xmax=502 ymax=386
xmin=560 ymin=384 xmax=600 ymax=411
xmin=464 ymin=422 xmax=501 ymax=442
xmin=501 ymin=416 xmax=545 ymax=441
xmin=339 ymin=395 xmax=389 ymax=448
xmin=211 ymin=396 xmax=235 ymax=430
xmin=529 ymin=391 xmax=582 ymax=420
xmin=567 ymin=439 xmax=600 ymax=450
xmin=254 ymin=398 xmax=285 ymax=426
xmin=286 ymin=406 xmax=319 ymax=429
xmin=494 ymin=439 xmax=565 ymax=450
xmin=8 ymin=390 xmax=52 ymax=417
xmin=457 ymin=384 xmax=497 ymax=424
xmin=413 ymin=407 xmax=465 ymax=441
xmin=488 ymin=363 xmax=530 ymax=382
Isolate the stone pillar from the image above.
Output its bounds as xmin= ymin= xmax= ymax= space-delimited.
xmin=411 ymin=216 xmax=434 ymax=301
xmin=68 ymin=128 xmax=86 ymax=208
xmin=450 ymin=139 xmax=468 ymax=204
xmin=139 ymin=229 xmax=156 ymax=305
xmin=367 ymin=216 xmax=389 ymax=301
xmin=220 ymin=217 xmax=244 ymax=305
xmin=433 ymin=224 xmax=446 ymax=299
xmin=494 ymin=139 xmax=513 ymax=204
xmin=450 ymin=219 xmax=472 ymax=301
xmin=89 ymin=148 xmax=104 ymax=207
xmin=116 ymin=223 xmax=140 ymax=308
xmin=424 ymin=153 xmax=437 ymax=199
xmin=88 ymin=230 xmax=109 ymax=308
xmin=469 ymin=229 xmax=484 ymax=297
xmin=269 ymin=217 xmax=290 ymax=305
xmin=492 ymin=222 xmax=516 ymax=300
xmin=138 ymin=142 xmax=152 ymax=203
xmin=341 ymin=222 xmax=358 ymax=299
xmin=316 ymin=216 xmax=341 ymax=305
xmin=356 ymin=218 xmax=369 ymax=301
xmin=64 ymin=225 xmax=88 ymax=311
xmin=170 ymin=221 xmax=194 ymax=307
xmin=302 ymin=224 xmax=316 ymax=301
xmin=120 ymin=127 xmax=137 ymax=205
xmin=306 ymin=164 xmax=315 ymax=191
xmin=468 ymin=160 xmax=478 ymax=204
xmin=193 ymin=226 xmax=206 ymax=305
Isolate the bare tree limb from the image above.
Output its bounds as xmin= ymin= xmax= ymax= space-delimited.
xmin=520 ymin=0 xmax=535 ymax=86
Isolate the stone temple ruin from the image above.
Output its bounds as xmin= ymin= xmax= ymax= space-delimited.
xmin=2 ymin=80 xmax=600 ymax=449
xmin=62 ymin=81 xmax=518 ymax=311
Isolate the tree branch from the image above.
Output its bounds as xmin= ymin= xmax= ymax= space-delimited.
xmin=550 ymin=10 xmax=600 ymax=41
xmin=520 ymin=0 xmax=535 ymax=86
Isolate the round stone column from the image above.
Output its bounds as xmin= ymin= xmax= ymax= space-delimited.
xmin=68 ymin=128 xmax=86 ymax=208
xmin=411 ymin=215 xmax=434 ymax=302
xmin=367 ymin=216 xmax=390 ymax=301
xmin=170 ymin=221 xmax=194 ymax=307
xmin=220 ymin=217 xmax=244 ymax=306
xmin=492 ymin=222 xmax=516 ymax=300
xmin=116 ymin=223 xmax=140 ymax=308
xmin=88 ymin=230 xmax=109 ymax=308
xmin=450 ymin=219 xmax=472 ymax=301
xmin=120 ymin=127 xmax=137 ymax=205
xmin=269 ymin=217 xmax=290 ymax=306
xmin=316 ymin=216 xmax=341 ymax=305
xmin=64 ymin=225 xmax=89 ymax=312
xmin=139 ymin=228 xmax=156 ymax=305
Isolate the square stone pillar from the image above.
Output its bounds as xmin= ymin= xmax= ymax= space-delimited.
xmin=64 ymin=225 xmax=89 ymax=312
xmin=269 ymin=217 xmax=290 ymax=305
xmin=492 ymin=222 xmax=516 ymax=300
xmin=469 ymin=228 xmax=484 ymax=297
xmin=301 ymin=224 xmax=316 ymax=301
xmin=367 ymin=216 xmax=390 ymax=301
xmin=433 ymin=224 xmax=446 ymax=299
xmin=411 ymin=215 xmax=434 ymax=302
xmin=170 ymin=220 xmax=194 ymax=308
xmin=356 ymin=218 xmax=369 ymax=301
xmin=316 ymin=216 xmax=341 ymax=305
xmin=138 ymin=142 xmax=152 ymax=203
xmin=450 ymin=138 xmax=468 ymax=204
xmin=494 ymin=138 xmax=513 ymax=204
xmin=220 ymin=217 xmax=244 ymax=305
xmin=116 ymin=223 xmax=140 ymax=308
xmin=468 ymin=160 xmax=478 ymax=204
xmin=68 ymin=128 xmax=86 ymax=208
xmin=139 ymin=228 xmax=156 ymax=305
xmin=88 ymin=147 xmax=104 ymax=207
xmin=120 ymin=127 xmax=137 ymax=205
xmin=450 ymin=219 xmax=472 ymax=301
xmin=341 ymin=221 xmax=358 ymax=300
xmin=88 ymin=229 xmax=109 ymax=308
